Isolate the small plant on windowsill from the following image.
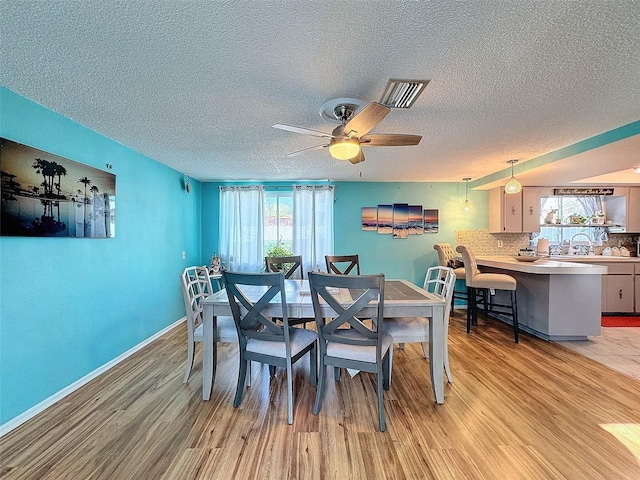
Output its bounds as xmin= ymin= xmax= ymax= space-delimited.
xmin=265 ymin=243 xmax=293 ymax=273
xmin=265 ymin=244 xmax=294 ymax=273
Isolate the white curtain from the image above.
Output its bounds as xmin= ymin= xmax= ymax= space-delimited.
xmin=292 ymin=185 xmax=334 ymax=273
xmin=219 ymin=185 xmax=265 ymax=272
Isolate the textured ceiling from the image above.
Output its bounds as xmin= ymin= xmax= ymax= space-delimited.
xmin=1 ymin=1 xmax=639 ymax=186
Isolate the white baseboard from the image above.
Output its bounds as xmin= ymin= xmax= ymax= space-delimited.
xmin=0 ymin=317 xmax=186 ymax=438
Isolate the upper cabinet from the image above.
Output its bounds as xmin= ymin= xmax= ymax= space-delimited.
xmin=628 ymin=187 xmax=640 ymax=233
xmin=488 ymin=187 xmax=521 ymax=232
xmin=489 ymin=187 xmax=552 ymax=233
xmin=523 ymin=187 xmax=554 ymax=232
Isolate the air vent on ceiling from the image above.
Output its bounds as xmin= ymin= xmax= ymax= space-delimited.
xmin=379 ymin=79 xmax=430 ymax=108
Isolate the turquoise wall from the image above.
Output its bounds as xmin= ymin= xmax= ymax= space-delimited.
xmin=333 ymin=182 xmax=487 ymax=285
xmin=0 ymin=88 xmax=201 ymax=425
xmin=200 ymin=181 xmax=488 ymax=286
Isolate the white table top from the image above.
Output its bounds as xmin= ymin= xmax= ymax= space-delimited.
xmin=203 ymin=278 xmax=445 ymax=317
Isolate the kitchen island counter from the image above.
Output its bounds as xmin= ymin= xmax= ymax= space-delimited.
xmin=477 ymin=256 xmax=609 ymax=275
xmin=473 ymin=256 xmax=606 ymax=341
xmin=546 ymin=255 xmax=640 ymax=263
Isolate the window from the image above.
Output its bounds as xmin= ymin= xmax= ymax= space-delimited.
xmin=264 ymin=190 xmax=293 ymax=254
xmin=219 ymin=185 xmax=333 ymax=273
xmin=540 ymin=195 xmax=606 ymax=246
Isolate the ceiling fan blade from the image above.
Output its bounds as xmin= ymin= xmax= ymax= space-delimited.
xmin=359 ymin=133 xmax=422 ymax=146
xmin=286 ymin=144 xmax=328 ymax=157
xmin=348 ymin=150 xmax=365 ymax=164
xmin=343 ymin=102 xmax=391 ymax=137
xmin=272 ymin=124 xmax=333 ymax=139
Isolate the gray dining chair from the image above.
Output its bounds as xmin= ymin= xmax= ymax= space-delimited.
xmin=308 ymin=271 xmax=391 ymax=431
xmin=223 ymin=271 xmax=318 ymax=424
xmin=324 ymin=254 xmax=361 ymax=275
xmin=265 ymin=254 xmax=310 ymax=327
xmin=265 ymin=255 xmax=304 ymax=279
xmin=180 ymin=266 xmax=237 ymax=383
xmin=384 ymin=266 xmax=457 ymax=383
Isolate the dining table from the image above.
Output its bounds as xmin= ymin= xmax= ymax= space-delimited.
xmin=200 ymin=278 xmax=448 ymax=404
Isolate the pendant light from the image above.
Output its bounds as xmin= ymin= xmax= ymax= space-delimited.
xmin=504 ymin=159 xmax=522 ymax=194
xmin=463 ymin=177 xmax=472 ymax=212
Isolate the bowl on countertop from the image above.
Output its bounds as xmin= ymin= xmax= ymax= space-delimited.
xmin=514 ymin=255 xmax=542 ymax=262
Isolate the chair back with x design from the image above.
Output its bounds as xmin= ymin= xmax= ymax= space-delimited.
xmin=324 ymin=254 xmax=360 ymax=275
xmin=308 ymin=271 xmax=391 ymax=431
xmin=265 ymin=255 xmax=304 ymax=279
xmin=224 ymin=271 xmax=317 ymax=424
xmin=225 ymin=271 xmax=289 ymax=344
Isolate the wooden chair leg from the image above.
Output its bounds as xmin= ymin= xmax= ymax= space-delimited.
xmin=444 ymin=341 xmax=453 ymax=383
xmin=286 ymin=363 xmax=294 ymax=425
xmin=183 ymin=341 xmax=195 ymax=383
xmin=483 ymin=288 xmax=490 ymax=316
xmin=466 ymin=287 xmax=473 ymax=333
xmin=234 ymin=357 xmax=248 ymax=408
xmin=511 ymin=290 xmax=519 ymax=343
xmin=471 ymin=287 xmax=479 ymax=327
xmin=420 ymin=342 xmax=428 ymax=359
xmin=387 ymin=346 xmax=394 ymax=386
xmin=309 ymin=345 xmax=317 ymax=387
xmin=313 ymin=357 xmax=326 ymax=415
xmin=383 ymin=350 xmax=391 ymax=391
xmin=377 ymin=361 xmax=386 ymax=432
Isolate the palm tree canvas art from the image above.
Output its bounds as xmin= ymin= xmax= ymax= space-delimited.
xmin=0 ymin=138 xmax=116 ymax=238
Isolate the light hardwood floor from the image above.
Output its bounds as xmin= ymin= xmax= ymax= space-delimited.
xmin=2 ymin=312 xmax=640 ymax=479
xmin=556 ymin=327 xmax=640 ymax=382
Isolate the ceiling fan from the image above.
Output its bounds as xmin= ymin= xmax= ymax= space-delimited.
xmin=272 ymin=98 xmax=422 ymax=164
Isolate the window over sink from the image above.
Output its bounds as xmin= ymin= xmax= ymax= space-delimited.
xmin=539 ymin=195 xmax=608 ymax=247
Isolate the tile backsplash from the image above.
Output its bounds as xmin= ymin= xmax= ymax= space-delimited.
xmin=455 ymin=230 xmax=639 ymax=256
xmin=455 ymin=230 xmax=528 ymax=256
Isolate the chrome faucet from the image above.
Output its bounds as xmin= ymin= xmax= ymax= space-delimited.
xmin=569 ymin=232 xmax=594 ymax=255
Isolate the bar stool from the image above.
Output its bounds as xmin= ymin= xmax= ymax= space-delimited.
xmin=456 ymin=245 xmax=519 ymax=343
xmin=433 ymin=243 xmax=468 ymax=307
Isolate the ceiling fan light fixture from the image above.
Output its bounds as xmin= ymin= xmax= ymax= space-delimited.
xmin=504 ymin=159 xmax=522 ymax=194
xmin=329 ymin=137 xmax=360 ymax=160
xmin=379 ymin=79 xmax=430 ymax=108
xmin=635 ymin=166 xmax=640 ymax=174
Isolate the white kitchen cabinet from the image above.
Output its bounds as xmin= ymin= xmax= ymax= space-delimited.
xmin=636 ymin=263 xmax=640 ymax=313
xmin=627 ymin=187 xmax=640 ymax=233
xmin=601 ymin=262 xmax=635 ymax=313
xmin=522 ymin=187 xmax=554 ymax=233
xmin=488 ymin=187 xmax=522 ymax=233
xmin=604 ymin=276 xmax=635 ymax=313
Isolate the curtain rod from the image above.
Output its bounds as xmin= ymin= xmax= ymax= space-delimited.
xmin=219 ymin=184 xmax=334 ymax=191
